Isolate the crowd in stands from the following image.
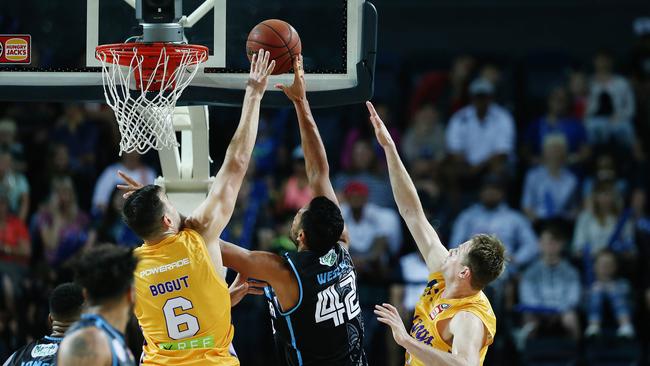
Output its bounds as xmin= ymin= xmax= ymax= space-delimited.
xmin=1 ymin=44 xmax=650 ymax=365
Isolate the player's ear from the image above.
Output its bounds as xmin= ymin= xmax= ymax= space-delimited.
xmin=48 ymin=313 xmax=53 ymax=326
xmin=459 ymin=266 xmax=471 ymax=280
xmin=162 ymin=214 xmax=173 ymax=229
xmin=298 ymin=230 xmax=306 ymax=245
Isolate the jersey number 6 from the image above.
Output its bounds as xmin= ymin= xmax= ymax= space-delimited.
xmin=163 ymin=297 xmax=200 ymax=340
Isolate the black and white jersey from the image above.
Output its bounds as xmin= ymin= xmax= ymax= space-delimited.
xmin=66 ymin=314 xmax=136 ymax=366
xmin=3 ymin=335 xmax=62 ymax=366
xmin=266 ymin=243 xmax=367 ymax=366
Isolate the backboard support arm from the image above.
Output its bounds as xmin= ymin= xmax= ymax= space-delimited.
xmin=122 ymin=0 xmax=215 ymax=29
xmin=155 ymin=106 xmax=213 ymax=216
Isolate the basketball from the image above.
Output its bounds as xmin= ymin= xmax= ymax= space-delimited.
xmin=246 ymin=19 xmax=302 ymax=75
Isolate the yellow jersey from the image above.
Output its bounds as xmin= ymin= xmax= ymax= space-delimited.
xmin=406 ymin=272 xmax=496 ymax=366
xmin=133 ymin=229 xmax=238 ymax=366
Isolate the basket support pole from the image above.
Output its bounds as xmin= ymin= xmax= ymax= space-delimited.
xmin=155 ymin=105 xmax=212 ymax=217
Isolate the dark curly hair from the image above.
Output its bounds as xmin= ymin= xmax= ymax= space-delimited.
xmin=122 ymin=184 xmax=165 ymax=239
xmin=73 ymin=244 xmax=138 ymax=304
xmin=49 ymin=282 xmax=84 ymax=319
xmin=300 ymin=196 xmax=344 ymax=255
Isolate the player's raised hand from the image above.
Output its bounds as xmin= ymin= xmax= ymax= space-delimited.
xmin=374 ymin=303 xmax=410 ymax=347
xmin=229 ymin=273 xmax=266 ymax=307
xmin=247 ymin=49 xmax=276 ymax=95
xmin=366 ymin=101 xmax=395 ymax=148
xmin=275 ymin=54 xmax=306 ymax=103
xmin=116 ymin=170 xmax=144 ymax=199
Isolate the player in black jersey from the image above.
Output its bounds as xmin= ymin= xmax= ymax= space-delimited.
xmin=57 ymin=244 xmax=138 ymax=366
xmin=217 ymin=55 xmax=367 ymax=366
xmin=3 ymin=282 xmax=83 ymax=366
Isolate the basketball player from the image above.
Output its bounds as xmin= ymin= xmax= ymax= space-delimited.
xmin=3 ymin=283 xmax=83 ymax=366
xmin=366 ymin=101 xmax=506 ymax=366
xmin=218 ymin=55 xmax=367 ymax=366
xmin=117 ymin=49 xmax=275 ymax=365
xmin=58 ymin=244 xmax=138 ymax=365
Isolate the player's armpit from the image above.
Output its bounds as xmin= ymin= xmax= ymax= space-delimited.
xmin=448 ymin=311 xmax=486 ymax=366
xmin=339 ymin=227 xmax=350 ymax=248
xmin=57 ymin=328 xmax=112 ymax=366
xmin=220 ymin=240 xmax=299 ymax=309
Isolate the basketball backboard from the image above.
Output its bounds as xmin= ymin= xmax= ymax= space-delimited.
xmin=0 ymin=0 xmax=377 ymax=107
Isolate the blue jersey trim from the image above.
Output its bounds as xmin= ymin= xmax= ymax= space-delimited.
xmin=276 ymin=254 xmax=303 ymax=316
xmin=44 ymin=335 xmax=63 ymax=342
xmin=285 ymin=316 xmax=303 ymax=366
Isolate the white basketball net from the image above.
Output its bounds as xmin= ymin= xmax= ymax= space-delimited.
xmin=96 ymin=45 xmax=207 ymax=154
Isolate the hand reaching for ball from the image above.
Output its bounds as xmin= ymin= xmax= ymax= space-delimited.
xmin=367 ymin=101 xmax=395 ymax=148
xmin=275 ymin=55 xmax=306 ymax=103
xmin=247 ymin=49 xmax=276 ymax=96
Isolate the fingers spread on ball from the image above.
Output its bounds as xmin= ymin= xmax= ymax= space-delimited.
xmin=266 ymin=60 xmax=276 ymax=76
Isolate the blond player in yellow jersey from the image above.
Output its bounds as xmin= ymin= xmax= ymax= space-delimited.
xmin=117 ymin=50 xmax=275 ymax=366
xmin=366 ymin=101 xmax=506 ymax=366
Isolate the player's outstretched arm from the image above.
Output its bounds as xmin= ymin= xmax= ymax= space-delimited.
xmin=276 ymin=55 xmax=349 ymax=244
xmin=366 ymin=101 xmax=447 ymax=273
xmin=57 ymin=328 xmax=112 ymax=366
xmin=375 ymin=304 xmax=484 ymax=366
xmin=188 ymin=50 xmax=275 ymax=244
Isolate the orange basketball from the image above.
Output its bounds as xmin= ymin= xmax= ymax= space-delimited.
xmin=246 ymin=19 xmax=302 ymax=75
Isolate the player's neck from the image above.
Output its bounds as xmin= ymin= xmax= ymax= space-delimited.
xmin=87 ymin=303 xmax=130 ymax=334
xmin=50 ymin=328 xmax=66 ymax=338
xmin=145 ymin=230 xmax=176 ymax=245
xmin=50 ymin=319 xmax=74 ymax=338
xmin=442 ymin=278 xmax=479 ymax=299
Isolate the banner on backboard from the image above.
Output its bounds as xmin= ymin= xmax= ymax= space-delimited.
xmin=0 ymin=35 xmax=31 ymax=64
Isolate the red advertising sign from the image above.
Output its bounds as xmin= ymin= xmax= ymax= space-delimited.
xmin=0 ymin=35 xmax=31 ymax=64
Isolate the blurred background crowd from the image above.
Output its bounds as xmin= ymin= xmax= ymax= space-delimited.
xmin=2 ymin=2 xmax=650 ymax=366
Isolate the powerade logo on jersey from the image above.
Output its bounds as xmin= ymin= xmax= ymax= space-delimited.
xmin=316 ymin=261 xmax=350 ymax=285
xmin=30 ymin=343 xmax=58 ymax=358
xmin=319 ymin=249 xmax=337 ymax=267
xmin=140 ymin=258 xmax=190 ymax=277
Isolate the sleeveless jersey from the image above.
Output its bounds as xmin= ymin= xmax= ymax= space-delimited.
xmin=67 ymin=314 xmax=136 ymax=366
xmin=3 ymin=335 xmax=62 ymax=366
xmin=265 ymin=244 xmax=367 ymax=366
xmin=133 ymin=229 xmax=237 ymax=366
xmin=407 ymin=272 xmax=496 ymax=366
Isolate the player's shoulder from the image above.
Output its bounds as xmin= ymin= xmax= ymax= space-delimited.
xmin=63 ymin=326 xmax=109 ymax=347
xmin=59 ymin=327 xmax=112 ymax=362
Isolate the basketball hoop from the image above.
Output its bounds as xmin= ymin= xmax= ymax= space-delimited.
xmin=95 ymin=42 xmax=208 ymax=154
